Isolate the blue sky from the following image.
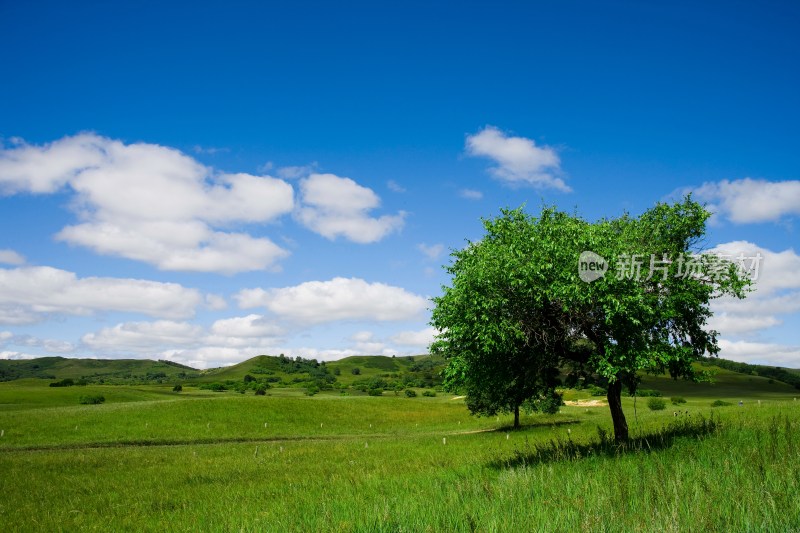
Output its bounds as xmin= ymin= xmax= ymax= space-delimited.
xmin=1 ymin=0 xmax=798 ymax=368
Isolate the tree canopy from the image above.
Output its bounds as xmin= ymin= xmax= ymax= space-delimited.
xmin=431 ymin=197 xmax=751 ymax=439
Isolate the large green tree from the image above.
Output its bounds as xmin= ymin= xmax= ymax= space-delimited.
xmin=431 ymin=198 xmax=750 ymax=441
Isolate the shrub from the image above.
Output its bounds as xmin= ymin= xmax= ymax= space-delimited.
xmin=711 ymin=400 xmax=733 ymax=407
xmin=49 ymin=378 xmax=75 ymax=388
xmin=79 ymin=394 xmax=105 ymax=405
xmin=588 ymin=385 xmax=606 ymax=397
xmin=422 ymin=390 xmax=437 ymax=397
xmin=404 ymin=389 xmax=417 ymax=397
xmin=351 ymin=367 xmax=361 ymax=375
xmin=368 ymin=388 xmax=383 ymax=396
xmin=635 ymin=389 xmax=662 ymax=397
xmin=305 ymin=385 xmax=320 ymax=396
xmin=254 ymin=385 xmax=267 ymax=396
xmin=647 ymin=398 xmax=666 ymax=411
xmin=670 ymin=396 xmax=686 ymax=405
xmin=172 ymin=384 xmax=182 ymax=392
xmin=199 ymin=382 xmax=227 ymax=392
xmin=243 ymin=374 xmax=256 ymax=383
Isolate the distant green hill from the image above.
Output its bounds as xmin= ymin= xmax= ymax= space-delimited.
xmin=2 ymin=353 xmax=798 ymax=399
xmin=0 ymin=356 xmax=198 ymax=383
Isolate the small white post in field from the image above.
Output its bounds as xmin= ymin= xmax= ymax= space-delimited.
xmin=442 ymin=437 xmax=447 ymax=445
xmin=506 ymin=433 xmax=509 ymax=440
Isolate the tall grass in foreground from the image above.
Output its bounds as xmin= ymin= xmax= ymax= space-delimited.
xmin=1 ymin=400 xmax=798 ymax=531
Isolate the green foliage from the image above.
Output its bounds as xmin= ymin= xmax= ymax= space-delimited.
xmin=254 ymin=386 xmax=267 ymax=396
xmin=172 ymin=384 xmax=182 ymax=392
xmin=351 ymin=367 xmax=361 ymax=375
xmin=404 ymin=389 xmax=417 ymax=397
xmin=431 ymin=199 xmax=751 ymax=440
xmin=712 ymin=400 xmax=733 ymax=407
xmin=647 ymin=398 xmax=667 ymax=411
xmin=588 ymin=385 xmax=607 ymax=397
xmin=49 ymin=378 xmax=75 ymax=388
xmin=367 ymin=388 xmax=383 ymax=396
xmin=629 ymin=389 xmax=661 ymax=397
xmin=199 ymin=383 xmax=227 ymax=392
xmin=305 ymin=385 xmax=320 ymax=396
xmin=523 ymin=389 xmax=563 ymax=414
xmin=78 ymin=394 xmax=105 ymax=405
xmin=670 ymin=396 xmax=687 ymax=405
xmin=422 ymin=390 xmax=436 ymax=397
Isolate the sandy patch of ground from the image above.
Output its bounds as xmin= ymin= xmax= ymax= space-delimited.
xmin=565 ymin=399 xmax=607 ymax=407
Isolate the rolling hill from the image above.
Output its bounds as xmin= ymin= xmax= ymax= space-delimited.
xmin=2 ymin=353 xmax=798 ymax=399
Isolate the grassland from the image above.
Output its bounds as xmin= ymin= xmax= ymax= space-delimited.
xmin=1 ymin=371 xmax=799 ymax=532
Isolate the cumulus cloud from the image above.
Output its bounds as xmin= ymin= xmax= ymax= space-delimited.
xmin=717 ymin=339 xmax=800 ymax=367
xmin=702 ymin=242 xmax=800 ymax=366
xmin=276 ymin=163 xmax=318 ymax=180
xmin=0 ymin=134 xmax=294 ymax=274
xmin=465 ymin=126 xmax=569 ymax=191
xmin=418 ymin=243 xmax=445 ymax=261
xmin=389 ymin=326 xmax=437 ymax=348
xmin=80 ymin=314 xmax=284 ymax=368
xmin=349 ymin=331 xmax=386 ymax=353
xmin=210 ymin=314 xmax=284 ymax=338
xmin=689 ymin=178 xmax=800 ymax=224
xmin=0 ymin=249 xmax=25 ymax=265
xmin=0 ymin=351 xmax=38 ymax=360
xmin=7 ymin=334 xmax=76 ymax=353
xmin=0 ymin=265 xmax=204 ymax=323
xmin=235 ymin=277 xmax=428 ymax=325
xmin=296 ymin=173 xmax=406 ymax=243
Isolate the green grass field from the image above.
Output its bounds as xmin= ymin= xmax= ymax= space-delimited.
xmin=1 ymin=373 xmax=799 ymax=532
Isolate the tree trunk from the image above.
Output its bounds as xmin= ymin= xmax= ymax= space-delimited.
xmin=514 ymin=404 xmax=520 ymax=428
xmin=607 ymin=379 xmax=629 ymax=442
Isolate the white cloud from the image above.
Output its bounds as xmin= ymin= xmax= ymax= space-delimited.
xmin=459 ymin=188 xmax=483 ymax=200
xmin=465 ymin=126 xmax=569 ymax=191
xmin=82 ymin=321 xmax=203 ymax=352
xmin=707 ymin=313 xmax=782 ymax=335
xmin=0 ymin=351 xmax=38 ymax=360
xmin=276 ymin=163 xmax=318 ymax=180
xmin=8 ymin=334 xmax=76 ymax=353
xmin=0 ymin=266 xmax=203 ymax=322
xmin=192 ymin=145 xmax=229 ymax=155
xmin=235 ymin=277 xmax=428 ymax=325
xmin=205 ymin=294 xmax=228 ymax=311
xmin=717 ymin=339 xmax=800 ymax=368
xmin=0 ymin=249 xmax=25 ymax=265
xmin=297 ymin=173 xmax=406 ymax=243
xmin=704 ymin=242 xmax=800 ymax=354
xmin=81 ymin=315 xmax=285 ymax=368
xmin=707 ymin=241 xmax=800 ymax=296
xmin=387 ymin=180 xmax=406 ymax=193
xmin=690 ymin=178 xmax=800 ymax=224
xmin=210 ymin=314 xmax=283 ymax=338
xmin=390 ymin=326 xmax=437 ymax=348
xmin=350 ymin=330 xmax=375 ymax=343
xmin=0 ymin=134 xmax=294 ymax=274
xmin=418 ymin=243 xmax=445 ymax=261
